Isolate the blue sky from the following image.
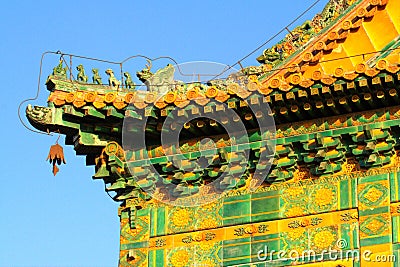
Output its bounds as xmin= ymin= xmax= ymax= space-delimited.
xmin=0 ymin=0 xmax=329 ymax=266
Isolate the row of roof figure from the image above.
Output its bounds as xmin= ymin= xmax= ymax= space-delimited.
xmin=51 ymin=60 xmax=137 ymax=90
xmin=50 ymin=59 xmax=265 ymax=95
xmin=76 ymin=64 xmax=136 ymax=89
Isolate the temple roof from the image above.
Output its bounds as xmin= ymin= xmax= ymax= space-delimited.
xmin=24 ymin=0 xmax=400 ymax=204
xmin=32 ymin=0 xmax=399 ymax=126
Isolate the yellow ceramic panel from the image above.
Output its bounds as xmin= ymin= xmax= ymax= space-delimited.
xmin=386 ymin=0 xmax=400 ymax=34
xmin=342 ymin=25 xmax=376 ymax=65
xmin=385 ymin=51 xmax=400 ymax=65
xmin=302 ymin=65 xmax=323 ymax=81
xmin=363 ymin=8 xmax=399 ymax=51
xmin=320 ymin=44 xmax=355 ymax=74
xmin=361 ymin=244 xmax=394 ymax=267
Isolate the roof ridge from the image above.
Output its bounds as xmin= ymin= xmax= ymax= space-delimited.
xmin=256 ymin=0 xmax=361 ymax=67
xmin=255 ymin=0 xmax=388 ymax=83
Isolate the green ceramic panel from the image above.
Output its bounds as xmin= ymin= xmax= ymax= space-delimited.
xmin=250 ymin=235 xmax=280 ymax=263
xmin=360 ymin=235 xmax=391 ymax=246
xmin=121 ymin=241 xmax=148 ymax=250
xmin=156 ymin=207 xmax=166 ymax=237
xmin=222 ymin=237 xmax=251 ymax=266
xmin=251 ymin=212 xmax=281 ymax=223
xmin=150 ymin=208 xmax=157 ymax=237
xmin=339 ymin=178 xmax=357 ymax=209
xmin=351 ymin=223 xmax=360 ymax=250
xmin=391 ymin=172 xmax=400 ymax=202
xmin=358 ymin=173 xmax=389 ymax=184
xmin=137 ymin=208 xmax=150 ymax=217
xmin=358 ymin=206 xmax=390 ymax=216
xmin=340 ymin=223 xmax=359 ymax=250
xmin=393 ymin=244 xmax=400 ymax=267
xmin=251 ymin=190 xmax=280 ymax=199
xmin=224 ymin=194 xmax=252 ymax=203
xmin=149 ymin=250 xmax=165 ymax=267
xmin=251 ymin=196 xmax=280 ymax=222
xmin=148 ymin=250 xmax=154 ymax=267
xmin=223 ymin=195 xmax=251 ymax=226
xmin=393 ymin=216 xmax=400 ymax=244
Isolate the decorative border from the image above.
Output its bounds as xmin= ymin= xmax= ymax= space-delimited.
xmin=146 ymin=209 xmax=357 ymax=251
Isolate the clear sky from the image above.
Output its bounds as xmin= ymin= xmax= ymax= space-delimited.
xmin=0 ymin=0 xmax=329 ymax=266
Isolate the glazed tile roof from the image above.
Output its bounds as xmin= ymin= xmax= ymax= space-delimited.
xmin=39 ymin=0 xmax=399 ymax=123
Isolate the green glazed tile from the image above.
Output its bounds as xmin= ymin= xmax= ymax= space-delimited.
xmin=360 ymin=235 xmax=391 ymax=246
xmin=223 ymin=200 xmax=251 ymax=226
xmin=224 ymin=193 xmax=251 ymax=203
xmin=251 ymin=212 xmax=280 ymax=223
xmin=251 ymin=196 xmax=280 ymax=214
xmin=358 ymin=174 xmax=389 ymax=184
xmin=137 ymin=208 xmax=150 ymax=217
xmin=156 ymin=207 xmax=166 ymax=236
xmin=358 ymin=206 xmax=390 ymax=216
xmin=120 ymin=241 xmax=148 ymax=250
xmin=390 ymin=172 xmax=400 ymax=202
xmin=251 ymin=236 xmax=280 ymax=263
xmin=340 ymin=178 xmax=357 ymax=209
xmin=222 ymin=242 xmax=251 ymax=266
xmin=150 ymin=208 xmax=157 ymax=237
xmin=392 ymin=217 xmax=400 ymax=243
xmin=252 ymin=190 xmax=280 ymax=199
xmin=222 ymin=237 xmax=251 ymax=266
